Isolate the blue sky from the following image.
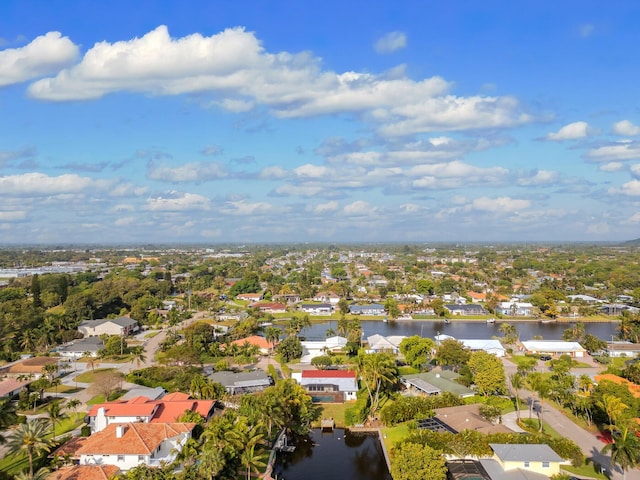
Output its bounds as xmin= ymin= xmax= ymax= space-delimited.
xmin=2 ymin=1 xmax=640 ymax=244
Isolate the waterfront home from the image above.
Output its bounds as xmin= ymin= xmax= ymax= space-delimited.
xmin=433 ymin=404 xmax=513 ymax=434
xmin=365 ymin=334 xmax=406 ymax=354
xmin=458 ymin=339 xmax=506 ymax=357
xmin=209 ymin=369 xmax=272 ymax=395
xmin=76 ymin=422 xmax=195 ymax=471
xmin=300 ymin=303 xmax=333 ymax=315
xmin=605 ymin=341 xmax=640 ymax=358
xmin=300 ymin=336 xmax=348 ymax=363
xmin=349 ymin=303 xmax=385 ymax=315
xmin=444 ymin=304 xmax=488 ymax=316
xmin=520 ymin=340 xmax=586 ymax=358
xmin=292 ymin=370 xmax=358 ymax=402
xmin=496 ymin=301 xmax=534 ymax=316
xmin=230 ymin=335 xmax=274 ymax=354
xmin=401 ymin=370 xmax=474 ymax=398
xmin=87 ymin=392 xmax=215 ymax=433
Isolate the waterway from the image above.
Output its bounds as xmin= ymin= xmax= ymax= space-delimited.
xmin=302 ymin=319 xmax=619 ymax=341
xmin=273 ymin=428 xmax=392 ymax=480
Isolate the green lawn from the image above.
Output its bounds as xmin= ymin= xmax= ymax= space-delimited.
xmin=562 ymin=464 xmax=608 ymax=479
xmin=313 ymin=403 xmax=350 ymax=428
xmin=44 ymin=384 xmax=82 ymax=394
xmin=507 ymin=355 xmax=539 ymax=368
xmin=381 ymin=423 xmax=410 ymax=452
xmin=518 ymin=418 xmax=562 ymax=438
xmin=144 ymin=330 xmax=161 ymax=338
xmin=74 ymin=368 xmax=117 ymax=383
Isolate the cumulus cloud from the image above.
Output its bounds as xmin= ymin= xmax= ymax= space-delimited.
xmin=0 ymin=32 xmax=78 ymax=87
xmin=343 ymin=200 xmax=375 ymax=216
xmin=28 ymin=25 xmax=530 ymax=135
xmin=631 ymin=164 xmax=640 ymax=178
xmin=612 ymin=120 xmax=640 ymax=136
xmin=313 ymin=201 xmax=339 ymax=213
xmin=517 ymin=170 xmax=558 ymax=186
xmin=147 ymin=161 xmax=227 ymax=182
xmin=470 ymin=196 xmax=531 ymax=213
xmin=410 ymin=161 xmax=508 ymax=189
xmin=145 ymin=192 xmax=211 ymax=211
xmin=259 ymin=166 xmax=289 ymax=179
xmin=614 ymin=180 xmax=640 ymax=196
xmin=586 ymin=141 xmax=640 ymax=162
xmin=220 ymin=199 xmax=273 ymax=215
xmin=374 ymin=31 xmax=407 ymax=54
xmin=0 ymin=172 xmax=98 ymax=195
xmin=628 ymin=212 xmax=640 ymax=223
xmin=0 ymin=146 xmax=36 ymax=167
xmin=599 ymin=162 xmax=625 ymax=172
xmin=544 ymin=121 xmax=596 ymax=141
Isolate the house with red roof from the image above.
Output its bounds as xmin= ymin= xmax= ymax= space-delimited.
xmin=47 ymin=464 xmax=120 ymax=480
xmin=292 ymin=370 xmax=358 ymax=402
xmin=87 ymin=392 xmax=215 ymax=433
xmin=250 ymin=302 xmax=287 ymax=313
xmin=76 ymin=422 xmax=195 ymax=471
xmin=230 ymin=335 xmax=275 ymax=354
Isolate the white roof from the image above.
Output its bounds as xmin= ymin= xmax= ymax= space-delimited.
xmin=521 ymin=340 xmax=585 ymax=352
xmin=435 ymin=334 xmax=456 ymax=342
xmin=459 ymin=339 xmax=505 ymax=352
xmin=367 ymin=334 xmax=406 ymax=350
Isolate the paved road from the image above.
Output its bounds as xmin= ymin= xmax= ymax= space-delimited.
xmin=503 ymin=357 xmax=640 ymax=480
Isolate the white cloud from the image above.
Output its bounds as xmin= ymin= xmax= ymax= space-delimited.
xmin=545 ymin=121 xmax=596 ymax=141
xmin=399 ymin=203 xmax=422 ymax=213
xmin=114 ymin=216 xmax=136 ymax=226
xmin=599 ymin=162 xmax=625 ymax=172
xmin=587 ymin=222 xmax=609 ymax=234
xmin=343 ymin=200 xmax=375 ymax=216
xmin=200 ymin=145 xmax=224 ymax=156
xmin=273 ymin=184 xmax=326 ymax=197
xmin=294 ymin=164 xmax=330 ymax=178
xmin=374 ymin=31 xmax=407 ymax=54
xmin=259 ymin=166 xmax=289 ymax=179
xmin=517 ymin=170 xmax=558 ymax=186
xmin=470 ymin=196 xmax=531 ymax=213
xmin=147 ymin=161 xmax=227 ymax=182
xmin=313 ymin=201 xmax=339 ymax=213
xmin=612 ymin=120 xmax=640 ymax=136
xmin=586 ymin=141 xmax=640 ymax=162
xmin=145 ymin=192 xmax=211 ymax=211
xmin=0 ymin=32 xmax=78 ymax=87
xmin=28 ymin=25 xmax=530 ymax=135
xmin=615 ymin=180 xmax=640 ymax=196
xmin=628 ymin=212 xmax=640 ymax=223
xmin=410 ymin=161 xmax=508 ymax=189
xmin=0 ymin=172 xmax=97 ymax=195
xmin=0 ymin=211 xmax=27 ymax=221
xmin=631 ymin=164 xmax=640 ymax=178
xmin=220 ymin=199 xmax=273 ymax=215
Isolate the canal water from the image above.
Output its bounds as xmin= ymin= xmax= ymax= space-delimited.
xmin=303 ymin=319 xmax=618 ymax=341
xmin=273 ymin=428 xmax=392 ymax=480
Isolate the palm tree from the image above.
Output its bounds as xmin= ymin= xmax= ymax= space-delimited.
xmin=6 ymin=418 xmax=54 ymax=477
xmin=264 ymin=326 xmax=280 ymax=354
xmin=526 ymin=373 xmax=552 ymax=432
xmin=597 ymin=394 xmax=629 ymax=430
xmin=356 ymin=352 xmax=397 ymax=419
xmin=130 ymin=347 xmax=147 ymax=370
xmin=240 ymin=443 xmax=267 ymax=480
xmin=509 ymin=373 xmax=524 ymax=421
xmin=602 ymin=426 xmax=640 ymax=480
xmin=46 ymin=400 xmax=68 ymax=439
xmin=14 ymin=467 xmax=50 ymax=480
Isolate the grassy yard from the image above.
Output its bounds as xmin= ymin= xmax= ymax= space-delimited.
xmin=144 ymin=330 xmax=161 ymax=338
xmin=381 ymin=423 xmax=411 ymax=452
xmin=562 ymin=464 xmax=608 ymax=479
xmin=518 ymin=418 xmax=562 ymax=438
xmin=313 ymin=403 xmax=350 ymax=428
xmin=44 ymin=384 xmax=82 ymax=394
xmin=75 ymin=368 xmax=117 ymax=383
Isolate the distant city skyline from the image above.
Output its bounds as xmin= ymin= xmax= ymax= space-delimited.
xmin=1 ymin=1 xmax=640 ymax=243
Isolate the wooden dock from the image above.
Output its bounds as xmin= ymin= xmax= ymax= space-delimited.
xmin=321 ymin=418 xmax=335 ymax=431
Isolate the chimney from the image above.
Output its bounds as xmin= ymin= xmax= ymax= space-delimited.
xmin=116 ymin=425 xmax=126 ymax=438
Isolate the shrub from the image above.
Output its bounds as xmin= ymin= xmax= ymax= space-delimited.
xmin=80 ymin=425 xmax=91 ymax=437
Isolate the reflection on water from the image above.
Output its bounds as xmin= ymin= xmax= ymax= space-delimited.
xmin=302 ymin=319 xmax=618 ymax=341
xmin=274 ymin=429 xmax=392 ymax=480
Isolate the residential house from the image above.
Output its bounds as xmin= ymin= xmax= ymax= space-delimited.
xmin=76 ymin=422 xmax=195 ymax=471
xmin=250 ymin=302 xmax=287 ymax=314
xmin=236 ymin=292 xmax=263 ymax=302
xmin=313 ymin=292 xmax=341 ymax=305
xmin=496 ymin=301 xmax=534 ymax=316
xmin=230 ymin=335 xmax=274 ymax=355
xmin=0 ymin=378 xmax=29 ymax=398
xmin=56 ymin=337 xmax=104 ymax=358
xmin=292 ymin=370 xmax=358 ymax=402
xmin=401 ymin=370 xmax=474 ymax=398
xmin=87 ymin=392 xmax=215 ymax=433
xmin=300 ymin=303 xmax=333 ymax=315
xmin=483 ymin=443 xmax=565 ymax=477
xmin=567 ymin=294 xmax=601 ymax=304
xmin=349 ymin=303 xmax=385 ymax=315
xmin=0 ymin=356 xmax=63 ymax=380
xmin=600 ymin=304 xmax=640 ymax=316
xmin=272 ymin=293 xmax=302 ymax=305
xmin=520 ymin=340 xmax=586 ymax=358
xmin=433 ymin=404 xmax=513 ymax=434
xmin=78 ymin=317 xmax=139 ymax=337
xmin=605 ymin=341 xmax=640 ymax=358
xmin=458 ymin=339 xmax=506 ymax=357
xmin=209 ymin=370 xmax=272 ymax=395
xmin=444 ymin=304 xmax=488 ymax=316
xmin=594 ymin=374 xmax=640 ymax=398
xmin=366 ymin=334 xmax=406 ymax=354
xmin=300 ymin=336 xmax=348 ymax=364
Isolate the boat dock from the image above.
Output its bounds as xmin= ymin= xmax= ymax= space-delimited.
xmin=321 ymin=418 xmax=335 ymax=431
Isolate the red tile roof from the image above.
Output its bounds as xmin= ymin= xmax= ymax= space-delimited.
xmin=87 ymin=394 xmax=214 ymax=422
xmin=231 ymin=335 xmax=272 ymax=350
xmin=48 ymin=465 xmax=120 ymax=480
xmin=302 ymin=370 xmax=356 ymax=379
xmin=77 ymin=422 xmax=195 ymax=455
xmin=87 ymin=401 xmax=158 ymax=418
